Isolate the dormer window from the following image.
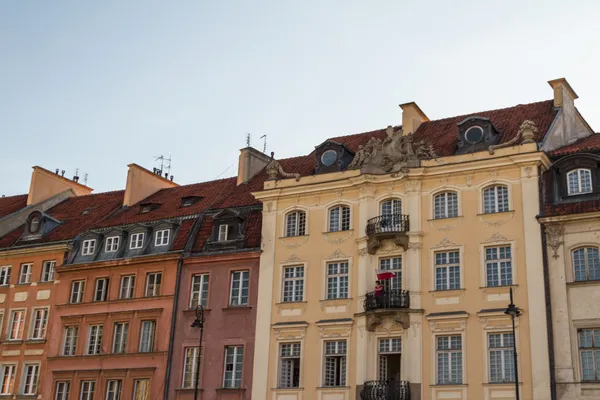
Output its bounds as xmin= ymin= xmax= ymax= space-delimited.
xmin=139 ymin=203 xmax=160 ymax=214
xmin=456 ymin=116 xmax=500 ymax=155
xmin=314 ymin=140 xmax=354 ymax=174
xmin=105 ymin=236 xmax=120 ymax=253
xmin=130 ymin=233 xmax=144 ymax=249
xmin=82 ymin=239 xmax=96 ymax=256
xmin=321 ymin=150 xmax=338 ymax=167
xmin=567 ymin=168 xmax=592 ymax=195
xmin=464 ymin=126 xmax=484 ymax=144
xmin=218 ymin=225 xmax=229 ymax=242
xmin=155 ymin=230 xmax=170 ymax=246
xmin=26 ymin=212 xmax=42 ymax=235
xmin=181 ymin=196 xmax=203 ymax=207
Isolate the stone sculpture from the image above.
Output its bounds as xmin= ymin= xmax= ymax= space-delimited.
xmin=489 ymin=120 xmax=538 ymax=154
xmin=265 ymin=152 xmax=301 ymax=181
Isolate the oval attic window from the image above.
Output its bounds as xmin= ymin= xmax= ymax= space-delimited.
xmin=465 ymin=126 xmax=484 ymax=144
xmin=29 ymin=216 xmax=41 ymax=234
xmin=321 ymin=150 xmax=338 ymax=167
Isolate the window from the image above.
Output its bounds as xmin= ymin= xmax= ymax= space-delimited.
xmin=379 ymin=257 xmax=402 ymax=291
xmin=436 ymin=335 xmax=463 ymax=384
xmin=70 ymin=280 xmax=85 ymax=303
xmin=218 ymin=224 xmax=229 ymax=242
xmin=105 ymin=236 xmax=120 ymax=252
xmin=139 ymin=321 xmax=155 ymax=353
xmin=182 ymin=347 xmax=200 ymax=389
xmin=55 ymin=381 xmax=70 ymax=400
xmin=21 ymin=363 xmax=40 ymax=395
xmin=87 ymin=325 xmax=103 ymax=355
xmin=282 ymin=266 xmax=304 ymax=302
xmin=328 ymin=205 xmax=350 ymax=232
xmin=381 ymin=199 xmax=402 ymax=216
xmin=94 ymin=278 xmax=109 ymax=302
xmin=133 ymin=379 xmax=150 ymax=400
xmin=483 ymin=185 xmax=509 ymax=214
xmin=82 ymin=239 xmax=96 ymax=256
xmin=62 ymin=326 xmax=79 ymax=356
xmin=380 ymin=199 xmax=404 ymax=231
xmin=573 ymin=247 xmax=600 ymax=282
xmin=130 ymin=233 xmax=144 ymax=249
xmin=155 ymin=229 xmax=170 ymax=246
xmin=223 ymin=346 xmax=243 ymax=388
xmin=80 ymin=381 xmax=95 ymax=400
xmin=567 ymin=168 xmax=593 ymax=195
xmin=285 ymin=211 xmax=306 ymax=237
xmin=8 ymin=310 xmax=25 ymax=340
xmin=379 ymin=338 xmax=402 ymax=380
xmin=41 ymin=260 xmax=55 ymax=282
xmin=0 ymin=265 xmax=10 ymax=286
xmin=18 ymin=263 xmax=32 ymax=284
xmin=434 ymin=192 xmax=458 ymax=219
xmin=0 ymin=311 xmax=3 ymax=336
xmin=190 ymin=274 xmax=210 ymax=308
xmin=105 ymin=380 xmax=121 ymax=400
xmin=29 ymin=215 xmax=40 ymax=233
xmin=0 ymin=365 xmax=16 ymax=395
xmin=579 ymin=328 xmax=600 ymax=381
xmin=119 ymin=275 xmax=135 ymax=299
xmin=229 ymin=271 xmax=249 ymax=306
xmin=489 ymin=332 xmax=515 ymax=383
xmin=30 ymin=308 xmax=48 ymax=339
xmin=323 ymin=340 xmax=346 ymax=387
xmin=145 ymin=272 xmax=162 ymax=297
xmin=112 ymin=322 xmax=129 ymax=354
xmin=278 ymin=343 xmax=301 ymax=388
xmin=485 ymin=246 xmax=513 ymax=287
xmin=435 ymin=251 xmax=460 ymax=290
xmin=327 ymin=262 xmax=349 ymax=299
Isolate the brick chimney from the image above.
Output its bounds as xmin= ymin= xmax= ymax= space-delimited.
xmin=27 ymin=166 xmax=93 ymax=206
xmin=399 ymin=102 xmax=429 ymax=135
xmin=123 ymin=163 xmax=178 ymax=206
xmin=237 ymin=147 xmax=271 ymax=185
xmin=548 ymin=78 xmax=578 ymax=109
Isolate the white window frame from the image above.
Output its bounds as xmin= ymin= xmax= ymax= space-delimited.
xmin=218 ymin=224 xmax=229 ymax=242
xmin=482 ymin=184 xmax=510 ymax=214
xmin=488 ymin=332 xmax=516 ymax=383
xmin=284 ymin=210 xmax=307 ymax=237
xmin=79 ymin=381 xmax=95 ymax=400
xmin=139 ymin=320 xmax=155 ymax=353
xmin=282 ymin=265 xmax=304 ymax=302
xmin=8 ymin=309 xmax=26 ymax=340
xmin=326 ymin=261 xmax=349 ymax=300
xmin=105 ymin=380 xmax=121 ymax=400
xmin=322 ymin=340 xmax=347 ymax=387
xmin=112 ymin=322 xmax=129 ymax=354
xmin=573 ymin=247 xmax=600 ymax=282
xmin=18 ymin=263 xmax=32 ymax=284
xmin=55 ymin=381 xmax=70 ymax=400
xmin=378 ymin=337 xmax=402 ymax=380
xmin=87 ymin=325 xmax=103 ymax=355
xmin=105 ymin=236 xmax=120 ymax=253
xmin=21 ymin=363 xmax=40 ymax=395
xmin=435 ymin=334 xmax=463 ymax=385
xmin=434 ymin=250 xmax=461 ymax=291
xmin=379 ymin=257 xmax=402 ymax=291
xmin=93 ymin=277 xmax=109 ymax=302
xmin=29 ymin=308 xmax=49 ymax=340
xmin=484 ymin=245 xmax=513 ymax=287
xmin=119 ymin=275 xmax=135 ymax=299
xmin=567 ymin=168 xmax=593 ymax=195
xmin=190 ymin=274 xmax=210 ymax=308
xmin=133 ymin=379 xmax=150 ymax=400
xmin=62 ymin=325 xmax=79 ymax=356
xmin=82 ymin=239 xmax=96 ymax=256
xmin=229 ymin=271 xmax=249 ymax=306
xmin=0 ymin=364 xmax=17 ymax=395
xmin=0 ymin=265 xmax=11 ymax=286
xmin=145 ymin=272 xmax=162 ymax=297
xmin=578 ymin=327 xmax=600 ymax=381
xmin=129 ymin=233 xmax=144 ymax=250
xmin=222 ymin=346 xmax=244 ymax=389
xmin=70 ymin=280 xmax=85 ymax=303
xmin=0 ymin=310 xmax=4 ymax=337
xmin=41 ymin=260 xmax=55 ymax=282
xmin=328 ymin=205 xmax=351 ymax=232
xmin=278 ymin=342 xmax=301 ymax=388
xmin=182 ymin=347 xmax=200 ymax=389
xmin=154 ymin=229 xmax=170 ymax=246
xmin=433 ymin=191 xmax=459 ymax=219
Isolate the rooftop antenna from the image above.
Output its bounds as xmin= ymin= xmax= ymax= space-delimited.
xmin=154 ymin=155 xmax=172 ymax=176
xmin=246 ymin=133 xmax=251 ymax=147
xmin=260 ymin=135 xmax=267 ymax=153
xmin=84 ymin=173 xmax=88 ymax=186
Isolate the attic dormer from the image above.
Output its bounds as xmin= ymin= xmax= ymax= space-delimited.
xmin=21 ymin=211 xmax=61 ymax=241
xmin=314 ymin=140 xmax=355 ymax=174
xmin=455 ymin=116 xmax=501 ymax=155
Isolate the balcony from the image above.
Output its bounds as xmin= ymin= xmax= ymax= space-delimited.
xmin=365 ymin=214 xmax=409 ymax=254
xmin=364 ymin=290 xmax=410 ymax=312
xmin=360 ymin=380 xmax=411 ymax=400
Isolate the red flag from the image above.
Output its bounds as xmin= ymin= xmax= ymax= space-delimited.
xmin=376 ymin=269 xmax=396 ymax=280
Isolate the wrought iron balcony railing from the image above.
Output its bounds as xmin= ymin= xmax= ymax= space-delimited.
xmin=364 ymin=290 xmax=410 ymax=312
xmin=360 ymin=380 xmax=411 ymax=400
xmin=366 ymin=214 xmax=409 ymax=237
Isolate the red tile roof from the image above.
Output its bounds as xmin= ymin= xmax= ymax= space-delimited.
xmin=0 ymin=194 xmax=28 ymax=219
xmin=549 ymin=133 xmax=600 ymax=156
xmin=542 ymin=199 xmax=600 ymax=217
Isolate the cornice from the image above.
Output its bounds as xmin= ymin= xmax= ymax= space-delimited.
xmin=539 ymin=211 xmax=600 ymax=223
xmin=0 ymin=243 xmax=71 ymax=259
xmin=57 ymin=252 xmax=181 ymax=272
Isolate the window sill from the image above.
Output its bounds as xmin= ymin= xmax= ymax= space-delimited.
xmin=429 ymin=289 xmax=465 ymax=297
xmin=480 ymin=284 xmax=518 ymax=289
xmin=276 ymin=301 xmax=307 ymax=306
xmin=482 ymin=382 xmax=522 ymax=386
xmin=25 ymin=339 xmax=46 ymax=344
xmin=430 ymin=383 xmax=467 ymax=387
xmin=279 ymin=235 xmax=309 ymax=240
xmin=222 ymin=306 xmax=252 ymax=311
xmin=37 ymin=281 xmax=54 ymax=285
xmin=175 ymin=388 xmax=203 ymax=392
xmin=183 ymin=308 xmax=212 ymax=314
xmin=16 ymin=282 xmax=31 ymax=286
xmin=56 ymin=294 xmax=173 ymax=307
xmin=323 ymin=229 xmax=354 ymax=234
xmin=47 ymin=351 xmax=166 ymax=360
xmin=272 ymin=387 xmax=304 ymax=391
xmin=427 ymin=215 xmax=464 ymax=222
xmin=3 ymin=340 xmax=24 ymax=345
xmin=216 ymin=387 xmax=246 ymax=391
xmin=567 ymin=280 xmax=600 ymax=287
xmin=477 ymin=210 xmax=515 ymax=216
xmin=317 ymin=386 xmax=351 ymax=389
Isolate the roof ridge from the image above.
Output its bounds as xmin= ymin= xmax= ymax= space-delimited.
xmin=0 ymin=193 xmax=28 ymax=199
xmin=422 ymin=99 xmax=554 ymax=124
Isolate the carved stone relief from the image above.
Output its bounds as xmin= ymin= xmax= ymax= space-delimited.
xmin=432 ymin=237 xmax=459 ymax=249
xmin=280 ymin=236 xmax=309 ymax=249
xmin=265 ymin=152 xmax=300 ymax=181
xmin=323 ymin=230 xmax=354 ymax=245
xmin=546 ymin=224 xmax=565 ymax=259
xmin=483 ymin=233 xmax=510 ymax=243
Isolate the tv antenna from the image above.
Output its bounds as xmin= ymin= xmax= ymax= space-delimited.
xmin=260 ymin=135 xmax=267 ymax=153
xmin=154 ymin=154 xmax=172 ymax=176
xmin=246 ymin=133 xmax=251 ymax=147
xmin=84 ymin=173 xmax=89 ymax=186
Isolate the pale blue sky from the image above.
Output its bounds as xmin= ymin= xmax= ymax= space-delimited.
xmin=2 ymin=1 xmax=599 ymax=196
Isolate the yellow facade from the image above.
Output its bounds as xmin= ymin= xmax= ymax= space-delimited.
xmin=252 ymin=143 xmax=551 ymax=400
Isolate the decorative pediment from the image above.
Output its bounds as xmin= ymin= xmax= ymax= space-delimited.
xmin=212 ymin=208 xmax=241 ymax=220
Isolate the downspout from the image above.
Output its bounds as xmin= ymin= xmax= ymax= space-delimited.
xmin=164 ymin=213 xmax=206 ymax=400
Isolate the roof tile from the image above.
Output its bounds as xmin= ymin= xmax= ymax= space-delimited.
xmin=549 ymin=133 xmax=600 ymax=156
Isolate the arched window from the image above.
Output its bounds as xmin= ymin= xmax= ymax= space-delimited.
xmin=482 ymin=185 xmax=509 ymax=214
xmin=380 ymin=199 xmax=402 ymax=216
xmin=379 ymin=199 xmax=403 ymax=232
xmin=573 ymin=247 xmax=600 ymax=281
xmin=567 ymin=169 xmax=592 ymax=195
xmin=328 ymin=205 xmax=350 ymax=232
xmin=433 ymin=192 xmax=458 ymax=219
xmin=285 ymin=211 xmax=306 ymax=237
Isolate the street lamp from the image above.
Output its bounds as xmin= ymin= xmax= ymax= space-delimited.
xmin=191 ymin=304 xmax=205 ymax=400
xmin=504 ymin=287 xmax=521 ymax=400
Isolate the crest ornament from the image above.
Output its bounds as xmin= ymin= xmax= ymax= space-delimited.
xmin=265 ymin=152 xmax=300 ymax=181
xmin=546 ymin=224 xmax=564 ymax=259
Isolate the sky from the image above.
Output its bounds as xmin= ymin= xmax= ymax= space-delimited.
xmin=1 ymin=1 xmax=600 ymax=196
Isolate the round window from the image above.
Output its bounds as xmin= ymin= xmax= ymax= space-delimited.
xmin=321 ymin=150 xmax=338 ymax=167
xmin=29 ymin=215 xmax=41 ymax=234
xmin=465 ymin=126 xmax=484 ymax=144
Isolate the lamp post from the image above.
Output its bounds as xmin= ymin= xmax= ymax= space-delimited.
xmin=191 ymin=304 xmax=205 ymax=400
xmin=504 ymin=287 xmax=521 ymax=400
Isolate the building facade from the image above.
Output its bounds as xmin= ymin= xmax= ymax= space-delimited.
xmin=251 ymin=78 xmax=594 ymax=400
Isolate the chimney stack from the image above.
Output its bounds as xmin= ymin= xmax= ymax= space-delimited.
xmin=27 ymin=166 xmax=93 ymax=205
xmin=399 ymin=102 xmax=429 ymax=136
xmin=123 ymin=163 xmax=178 ymax=206
xmin=548 ymin=78 xmax=578 ymax=109
xmin=237 ymin=147 xmax=272 ymax=185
